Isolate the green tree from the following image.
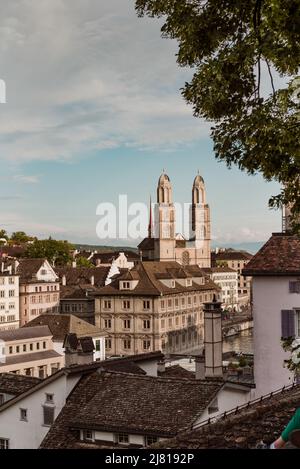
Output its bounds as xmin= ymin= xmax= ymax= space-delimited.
xmin=0 ymin=229 xmax=8 ymax=244
xmin=135 ymin=0 xmax=300 ymax=223
xmin=10 ymin=231 xmax=30 ymax=244
xmin=25 ymin=239 xmax=74 ymax=266
xmin=76 ymin=256 xmax=94 ymax=268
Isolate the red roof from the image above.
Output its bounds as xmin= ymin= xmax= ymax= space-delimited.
xmin=243 ymin=233 xmax=300 ymax=276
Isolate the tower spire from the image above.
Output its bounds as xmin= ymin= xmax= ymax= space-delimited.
xmin=148 ymin=196 xmax=153 ymax=238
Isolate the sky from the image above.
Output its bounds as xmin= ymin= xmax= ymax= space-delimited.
xmin=0 ymin=0 xmax=283 ymax=248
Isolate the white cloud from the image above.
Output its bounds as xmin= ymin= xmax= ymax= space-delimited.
xmin=14 ymin=174 xmax=40 ymax=184
xmin=0 ymin=0 xmax=208 ymax=164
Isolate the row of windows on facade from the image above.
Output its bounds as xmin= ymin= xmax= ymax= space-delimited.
xmin=25 ymin=294 xmax=59 ymax=304
xmin=103 ymin=293 xmax=214 ymax=311
xmin=0 ymin=302 xmax=16 ymax=310
xmin=0 ymin=277 xmax=16 ymax=285
xmin=8 ymin=364 xmax=61 ymax=379
xmin=5 ymin=341 xmax=48 ymax=355
xmin=0 ymin=315 xmax=16 ymax=323
xmin=0 ymin=290 xmax=17 ymax=298
xmin=104 ymin=338 xmax=151 ymax=350
xmin=81 ymin=430 xmax=158 ymax=447
xmin=103 ymin=313 xmax=202 ymax=331
xmin=32 ymin=285 xmax=58 ymax=293
xmin=24 ymin=306 xmax=59 ymax=317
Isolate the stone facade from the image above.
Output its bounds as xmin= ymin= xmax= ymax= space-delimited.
xmin=139 ymin=172 xmax=211 ymax=268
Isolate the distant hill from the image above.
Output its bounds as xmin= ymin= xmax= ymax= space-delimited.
xmin=212 ymin=241 xmax=264 ymax=255
xmin=74 ymin=244 xmax=138 ymax=253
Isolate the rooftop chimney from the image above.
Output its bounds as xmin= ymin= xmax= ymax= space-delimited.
xmin=157 ymin=360 xmax=165 ymax=374
xmin=90 ymin=275 xmax=95 ymax=286
xmin=203 ymin=295 xmax=223 ymax=378
xmin=62 ymin=275 xmax=67 ymax=286
xmin=195 ymin=354 xmax=205 ymax=380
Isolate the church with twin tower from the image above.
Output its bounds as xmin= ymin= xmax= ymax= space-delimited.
xmin=138 ymin=171 xmax=211 ymax=267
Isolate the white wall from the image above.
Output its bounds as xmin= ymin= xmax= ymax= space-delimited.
xmin=252 ymin=276 xmax=296 ymax=397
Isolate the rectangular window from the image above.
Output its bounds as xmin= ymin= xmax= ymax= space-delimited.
xmin=143 ymin=319 xmax=150 ymax=329
xmin=20 ymin=408 xmax=28 ymax=421
xmin=105 ymin=338 xmax=112 ymax=349
xmin=43 ymin=406 xmax=55 ymax=426
xmin=30 ymin=343 xmax=33 ymax=351
xmin=123 ymin=339 xmax=131 ymax=350
xmin=122 ymin=300 xmax=130 ymax=310
xmin=39 ymin=366 xmax=46 ymax=379
xmin=116 ymin=433 xmax=129 ymax=444
xmin=36 ymin=342 xmax=40 ymax=350
xmin=104 ymin=319 xmax=112 ymax=329
xmin=123 ymin=319 xmax=131 ymax=329
xmin=83 ymin=430 xmax=94 ymax=441
xmin=193 ymin=296 xmax=197 ymax=304
xmin=143 ymin=340 xmax=151 ymax=350
xmin=168 ymin=299 xmax=172 ymax=308
xmin=143 ymin=300 xmax=150 ymax=310
xmin=8 ymin=290 xmax=15 ymax=297
xmin=122 ymin=282 xmax=130 ymax=289
xmin=168 ymin=318 xmax=172 ymax=327
xmin=43 ymin=341 xmax=46 ymax=349
xmin=46 ymin=394 xmax=54 ymax=403
xmin=161 ymin=319 xmax=165 ymax=329
xmin=296 ymin=310 xmax=300 ymax=337
xmin=16 ymin=346 xmax=20 ymax=353
xmin=145 ymin=436 xmax=158 ymax=447
xmin=95 ymin=340 xmax=101 ymax=352
xmin=0 ymin=439 xmax=9 ymax=449
xmin=175 ymin=298 xmax=179 ymax=308
xmin=104 ymin=300 xmax=111 ymax=309
xmin=181 ymin=298 xmax=185 ymax=306
xmin=0 ymin=291 xmax=5 ymax=298
xmin=290 ymin=281 xmax=300 ymax=294
xmin=160 ymin=300 xmax=165 ymax=309
xmin=9 ymin=346 xmax=13 ymax=354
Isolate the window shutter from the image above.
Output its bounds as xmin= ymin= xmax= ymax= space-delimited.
xmin=43 ymin=406 xmax=55 ymax=426
xmin=281 ymin=310 xmax=295 ymax=339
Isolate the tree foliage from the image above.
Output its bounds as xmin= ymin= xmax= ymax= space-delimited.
xmin=135 ymin=0 xmax=300 ymax=222
xmin=25 ymin=239 xmax=74 ymax=266
xmin=76 ymin=256 xmax=94 ymax=268
xmin=10 ymin=231 xmax=31 ymax=244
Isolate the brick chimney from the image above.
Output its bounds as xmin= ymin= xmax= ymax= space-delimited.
xmin=203 ymin=295 xmax=223 ymax=378
xmin=62 ymin=275 xmax=67 ymax=286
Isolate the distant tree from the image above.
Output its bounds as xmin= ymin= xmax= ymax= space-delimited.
xmin=76 ymin=256 xmax=94 ymax=268
xmin=135 ymin=0 xmax=300 ymax=224
xmin=10 ymin=231 xmax=30 ymax=244
xmin=0 ymin=229 xmax=8 ymax=240
xmin=25 ymin=239 xmax=74 ymax=266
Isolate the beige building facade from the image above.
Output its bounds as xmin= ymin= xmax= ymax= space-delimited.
xmin=0 ymin=326 xmax=64 ymax=378
xmin=0 ymin=262 xmax=20 ymax=331
xmin=17 ymin=259 xmax=60 ymax=326
xmin=94 ymin=261 xmax=220 ymax=356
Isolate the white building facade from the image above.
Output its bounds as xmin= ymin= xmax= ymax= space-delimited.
xmin=0 ymin=263 xmax=20 ymax=331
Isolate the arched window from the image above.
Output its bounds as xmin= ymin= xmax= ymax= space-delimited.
xmin=182 ymin=251 xmax=190 ymax=266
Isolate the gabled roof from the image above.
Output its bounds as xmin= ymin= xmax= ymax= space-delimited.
xmin=23 ymin=314 xmax=105 ymax=341
xmin=17 ymin=258 xmax=51 ymax=282
xmin=212 ymin=251 xmax=253 ymax=262
xmin=0 ymin=373 xmax=41 ymax=396
xmin=159 ymin=383 xmax=300 ymax=449
xmin=243 ymin=233 xmax=300 ymax=276
xmin=41 ymin=371 xmax=223 ymax=448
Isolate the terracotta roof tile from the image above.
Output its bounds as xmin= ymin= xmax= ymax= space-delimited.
xmin=0 ymin=373 xmax=41 ymax=397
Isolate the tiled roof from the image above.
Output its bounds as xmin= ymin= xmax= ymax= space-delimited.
xmin=90 ymin=251 xmax=139 ymax=264
xmin=95 ymin=261 xmax=219 ymax=297
xmin=0 ymin=245 xmax=26 ymax=258
xmin=157 ymin=383 xmax=300 ymax=449
xmin=202 ymin=267 xmax=237 ymax=274
xmin=212 ymin=251 xmax=253 ymax=262
xmin=41 ymin=371 xmax=223 ymax=448
xmin=243 ymin=233 xmax=300 ymax=276
xmin=23 ymin=314 xmax=105 ymax=341
xmin=17 ymin=258 xmax=48 ymax=281
xmin=159 ymin=365 xmax=195 ymax=380
xmin=56 ymin=266 xmax=110 ymax=287
xmin=0 ymin=349 xmax=62 ymax=367
xmin=137 ymin=237 xmax=156 ymax=250
xmin=0 ymin=325 xmax=52 ymax=342
xmin=0 ymin=373 xmax=41 ymax=396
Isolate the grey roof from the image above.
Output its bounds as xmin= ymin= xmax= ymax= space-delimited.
xmin=0 ymin=325 xmax=52 ymax=342
xmin=0 ymin=350 xmax=62 ymax=367
xmin=0 ymin=373 xmax=41 ymax=396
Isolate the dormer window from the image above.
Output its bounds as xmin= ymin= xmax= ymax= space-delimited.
xmin=186 ymin=279 xmax=192 ymax=287
xmin=121 ymin=281 xmax=131 ymax=290
xmin=171 ymin=280 xmax=175 ymax=288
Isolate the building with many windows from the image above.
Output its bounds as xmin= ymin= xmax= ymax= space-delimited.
xmin=0 ymin=326 xmax=64 ymax=378
xmin=211 ymin=249 xmax=253 ymax=308
xmin=94 ymin=261 xmax=220 ymax=356
xmin=202 ymin=267 xmax=239 ymax=311
xmin=17 ymin=259 xmax=60 ymax=326
xmin=0 ymin=262 xmax=20 ymax=331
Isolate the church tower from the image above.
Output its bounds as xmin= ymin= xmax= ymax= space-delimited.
xmin=191 ymin=173 xmax=211 ymax=267
xmin=154 ymin=172 xmax=176 ymax=260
